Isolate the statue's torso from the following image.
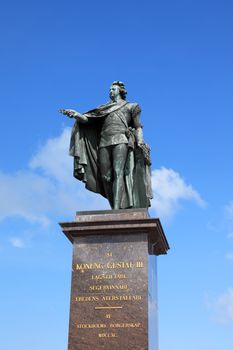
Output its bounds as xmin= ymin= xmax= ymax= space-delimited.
xmin=99 ymin=102 xmax=140 ymax=148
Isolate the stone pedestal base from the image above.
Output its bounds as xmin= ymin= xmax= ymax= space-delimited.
xmin=60 ymin=209 xmax=169 ymax=350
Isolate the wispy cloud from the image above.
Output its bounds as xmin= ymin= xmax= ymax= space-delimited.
xmin=225 ymin=252 xmax=233 ymax=261
xmin=0 ymin=170 xmax=53 ymax=226
xmin=224 ymin=201 xmax=233 ymax=248
xmin=9 ymin=237 xmax=26 ymax=248
xmin=225 ymin=202 xmax=233 ymax=220
xmin=210 ymin=288 xmax=233 ymax=323
xmin=151 ymin=167 xmax=206 ymax=219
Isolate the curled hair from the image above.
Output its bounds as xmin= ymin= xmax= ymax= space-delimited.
xmin=111 ymin=81 xmax=127 ymax=100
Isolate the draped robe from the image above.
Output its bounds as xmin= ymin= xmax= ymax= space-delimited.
xmin=69 ymin=101 xmax=153 ymax=209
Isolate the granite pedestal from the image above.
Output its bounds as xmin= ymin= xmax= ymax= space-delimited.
xmin=60 ymin=209 xmax=169 ymax=350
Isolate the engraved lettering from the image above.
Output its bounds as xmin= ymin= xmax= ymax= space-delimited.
xmin=75 ymin=296 xmax=99 ymax=302
xmin=106 ymin=261 xmax=134 ymax=269
xmin=91 ymin=273 xmax=127 ymax=280
xmin=136 ymin=261 xmax=144 ymax=268
xmin=102 ymin=295 xmax=142 ymax=301
xmin=75 ymin=261 xmax=144 ymax=271
xmin=75 ymin=263 xmax=104 ymax=270
xmin=91 ymin=274 xmax=113 ymax=280
xmin=77 ymin=323 xmax=106 ymax=329
xmin=110 ymin=322 xmax=141 ymax=328
xmin=89 ymin=284 xmax=128 ymax=291
xmin=113 ymin=273 xmax=127 ymax=279
xmin=98 ymin=332 xmax=117 ymax=338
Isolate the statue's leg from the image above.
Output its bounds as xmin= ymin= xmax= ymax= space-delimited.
xmin=99 ymin=147 xmax=113 ymax=208
xmin=112 ymin=143 xmax=128 ymax=209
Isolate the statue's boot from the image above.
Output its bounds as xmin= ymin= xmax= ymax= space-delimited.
xmin=113 ymin=200 xmax=120 ymax=210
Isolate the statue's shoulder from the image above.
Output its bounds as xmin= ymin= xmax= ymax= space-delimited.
xmin=126 ymin=102 xmax=141 ymax=116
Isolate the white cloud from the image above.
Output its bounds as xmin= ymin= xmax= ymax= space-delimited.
xmin=212 ymin=288 xmax=233 ymax=323
xmin=224 ymin=202 xmax=233 ymax=240
xmin=0 ymin=130 xmax=205 ymax=228
xmin=151 ymin=167 xmax=205 ymax=219
xmin=0 ymin=128 xmax=108 ymax=226
xmin=0 ymin=170 xmax=53 ymax=226
xmin=225 ymin=202 xmax=233 ymax=220
xmin=9 ymin=237 xmax=26 ymax=248
xmin=29 ymin=128 xmax=72 ymax=184
xmin=225 ymin=252 xmax=233 ymax=261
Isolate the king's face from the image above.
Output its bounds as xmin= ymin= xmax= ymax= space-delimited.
xmin=109 ymin=85 xmax=121 ymax=100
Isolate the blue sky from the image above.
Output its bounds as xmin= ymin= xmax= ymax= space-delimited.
xmin=0 ymin=0 xmax=233 ymax=349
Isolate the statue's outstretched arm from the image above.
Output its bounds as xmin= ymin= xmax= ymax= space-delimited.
xmin=59 ymin=109 xmax=88 ymax=123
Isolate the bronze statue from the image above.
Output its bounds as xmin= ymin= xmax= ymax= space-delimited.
xmin=60 ymin=81 xmax=152 ymax=209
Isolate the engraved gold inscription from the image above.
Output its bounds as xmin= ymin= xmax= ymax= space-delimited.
xmin=101 ymin=294 xmax=142 ymax=301
xmin=76 ymin=323 xmax=141 ymax=330
xmin=106 ymin=262 xmax=134 ymax=269
xmin=74 ymin=252 xmax=146 ymax=340
xmin=91 ymin=274 xmax=113 ymax=280
xmin=76 ymin=263 xmax=104 ymax=270
xmin=75 ymin=295 xmax=142 ymax=302
xmin=98 ymin=333 xmax=117 ymax=338
xmin=77 ymin=323 xmax=106 ymax=329
xmin=89 ymin=284 xmax=128 ymax=291
xmin=75 ymin=296 xmax=99 ymax=302
xmin=115 ymin=274 xmax=127 ymax=279
xmin=136 ymin=261 xmax=144 ymax=268
xmin=110 ymin=322 xmax=141 ymax=328
xmin=75 ymin=261 xmax=144 ymax=271
xmin=91 ymin=273 xmax=127 ymax=280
